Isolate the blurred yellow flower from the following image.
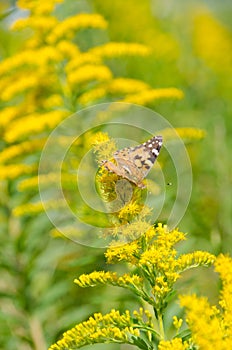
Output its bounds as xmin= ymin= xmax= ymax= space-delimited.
xmin=4 ymin=110 xmax=68 ymax=143
xmin=17 ymin=0 xmax=63 ymax=12
xmin=47 ymin=13 xmax=107 ymax=43
xmin=194 ymin=12 xmax=232 ymax=77
xmin=0 ymin=139 xmax=46 ymax=163
xmin=67 ymin=64 xmax=112 ymax=86
xmin=90 ymin=42 xmax=151 ymax=58
xmin=124 ymin=88 xmax=184 ymax=104
xmin=0 ymin=164 xmax=35 ymax=180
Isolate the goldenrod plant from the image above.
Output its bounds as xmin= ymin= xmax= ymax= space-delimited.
xmin=49 ymin=136 xmax=229 ymax=350
xmin=0 ymin=1 xmax=187 ymax=349
xmin=49 ymin=223 xmax=221 ymax=350
xmin=1 ymin=1 xmax=231 ymax=349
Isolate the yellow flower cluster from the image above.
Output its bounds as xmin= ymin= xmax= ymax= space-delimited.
xmin=13 ymin=202 xmax=44 ymax=216
xmin=18 ymin=173 xmax=77 ymax=192
xmin=75 ymin=271 xmax=143 ymax=291
xmin=0 ymin=106 xmax=21 ymax=127
xmin=56 ymin=40 xmax=80 ymax=59
xmin=90 ymin=131 xmax=110 ymax=145
xmin=13 ymin=199 xmax=67 ymax=217
xmin=172 ymin=315 xmax=183 ymax=330
xmin=105 ymin=224 xmax=215 ymax=312
xmin=0 ymin=139 xmax=46 ymax=163
xmin=179 ymin=254 xmax=232 ymax=350
xmin=117 ymin=201 xmax=149 ymax=221
xmin=194 ymin=12 xmax=232 ymax=76
xmin=1 ymin=74 xmax=40 ymax=102
xmin=0 ymin=164 xmax=35 ymax=181
xmin=91 ymin=132 xmax=117 ymax=163
xmin=177 ymin=250 xmax=215 ymax=271
xmin=215 ymin=254 xmax=232 ymax=336
xmin=105 ymin=240 xmax=140 ymax=265
xmin=78 ymin=77 xmax=151 ymax=105
xmin=90 ymin=42 xmax=151 ymax=58
xmin=109 ymin=220 xmax=152 ymax=243
xmin=0 ymin=47 xmax=62 ymax=76
xmin=158 ymin=338 xmax=188 ymax=350
xmin=66 ymin=53 xmax=102 ymax=73
xmin=4 ymin=110 xmax=68 ymax=143
xmin=180 ymin=294 xmax=223 ymax=350
xmin=13 ymin=16 xmax=58 ymax=32
xmin=108 ymin=78 xmax=149 ymax=94
xmin=75 ymin=271 xmax=118 ymax=287
xmin=17 ymin=0 xmax=63 ymax=13
xmin=49 ymin=309 xmax=139 ymax=350
xmin=67 ymin=64 xmax=112 ymax=86
xmin=162 ymin=127 xmax=206 ymax=143
xmin=124 ymin=88 xmax=184 ymax=105
xmin=79 ymin=87 xmax=105 ymax=107
xmin=47 ymin=13 xmax=108 ymax=44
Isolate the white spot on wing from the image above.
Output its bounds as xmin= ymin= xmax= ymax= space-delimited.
xmin=152 ymin=149 xmax=159 ymax=156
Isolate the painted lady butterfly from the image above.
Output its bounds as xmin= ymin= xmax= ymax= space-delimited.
xmin=102 ymin=135 xmax=162 ymax=188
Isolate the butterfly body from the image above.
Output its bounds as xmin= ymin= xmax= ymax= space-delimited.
xmin=102 ymin=135 xmax=162 ymax=188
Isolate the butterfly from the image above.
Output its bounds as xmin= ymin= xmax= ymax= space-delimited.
xmin=102 ymin=135 xmax=162 ymax=188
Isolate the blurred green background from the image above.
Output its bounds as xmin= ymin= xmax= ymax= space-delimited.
xmin=0 ymin=0 xmax=231 ymax=349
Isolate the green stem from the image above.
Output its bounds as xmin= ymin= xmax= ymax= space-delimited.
xmin=158 ymin=313 xmax=165 ymax=340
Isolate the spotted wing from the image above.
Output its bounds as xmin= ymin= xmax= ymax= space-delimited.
xmin=113 ymin=135 xmax=162 ymax=184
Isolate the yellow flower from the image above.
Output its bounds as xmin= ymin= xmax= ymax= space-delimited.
xmin=49 ymin=309 xmax=137 ymax=350
xmin=0 ymin=164 xmax=35 ymax=180
xmin=13 ymin=199 xmax=67 ymax=217
xmin=194 ymin=12 xmax=232 ymax=76
xmin=162 ymin=127 xmax=206 ymax=143
xmin=66 ymin=53 xmax=102 ymax=73
xmin=90 ymin=132 xmax=110 ymax=145
xmin=110 ymin=220 xmax=152 ymax=243
xmin=90 ymin=42 xmax=150 ymax=58
xmin=77 ymin=77 xmax=153 ymax=105
xmin=1 ymin=74 xmax=40 ymax=101
xmin=13 ymin=202 xmax=44 ymax=216
xmin=105 ymin=240 xmax=140 ymax=265
xmin=0 ymin=139 xmax=46 ymax=163
xmin=176 ymin=251 xmax=215 ymax=271
xmin=180 ymin=294 xmax=225 ymax=350
xmin=124 ymin=88 xmax=184 ymax=105
xmin=91 ymin=134 xmax=117 ymax=162
xmin=12 ymin=16 xmax=58 ymax=31
xmin=0 ymin=106 xmax=22 ymax=127
xmin=42 ymin=94 xmax=63 ymax=109
xmin=173 ymin=315 xmax=183 ymax=330
xmin=4 ymin=110 xmax=68 ymax=143
xmin=159 ymin=338 xmax=188 ymax=350
xmin=47 ymin=13 xmax=107 ymax=44
xmin=0 ymin=47 xmax=60 ymax=76
xmin=108 ymin=77 xmax=149 ymax=94
xmin=18 ymin=173 xmax=76 ymax=192
xmin=75 ymin=271 xmax=143 ymax=291
xmin=67 ymin=64 xmax=112 ymax=86
xmin=78 ymin=87 xmax=107 ymax=105
xmin=17 ymin=0 xmax=63 ymax=12
xmin=215 ymin=254 xmax=232 ymax=332
xmin=56 ymin=40 xmax=80 ymax=59
xmin=118 ymin=202 xmax=148 ymax=221
xmin=74 ymin=271 xmax=118 ymax=287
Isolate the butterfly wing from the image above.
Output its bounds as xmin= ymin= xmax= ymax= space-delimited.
xmin=113 ymin=135 xmax=162 ymax=185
